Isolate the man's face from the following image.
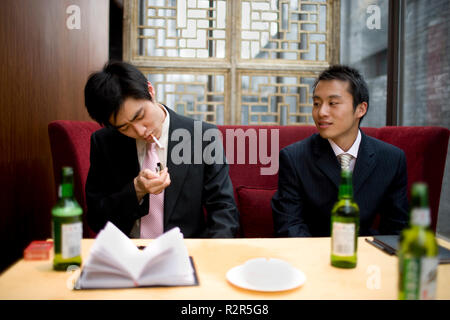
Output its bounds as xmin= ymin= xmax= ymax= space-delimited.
xmin=109 ymin=97 xmax=165 ymax=142
xmin=312 ymin=79 xmax=366 ymax=146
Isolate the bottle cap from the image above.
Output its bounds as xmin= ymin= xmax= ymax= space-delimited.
xmin=62 ymin=166 xmax=73 ymax=176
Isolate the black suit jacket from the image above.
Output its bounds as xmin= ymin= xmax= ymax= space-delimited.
xmin=272 ymin=132 xmax=409 ymax=237
xmin=85 ymin=107 xmax=240 ymax=238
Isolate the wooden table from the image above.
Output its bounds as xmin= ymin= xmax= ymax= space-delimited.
xmin=0 ymin=237 xmax=449 ymax=300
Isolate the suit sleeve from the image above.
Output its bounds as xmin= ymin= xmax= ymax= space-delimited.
xmin=201 ymin=130 xmax=240 ymax=238
xmin=271 ymin=148 xmax=312 ymax=237
xmin=378 ymin=150 xmax=409 ymax=235
xmin=85 ymin=132 xmax=149 ymax=235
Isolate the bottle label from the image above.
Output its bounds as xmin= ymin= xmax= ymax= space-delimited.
xmin=332 ymin=222 xmax=355 ymax=256
xmin=402 ymin=257 xmax=438 ymax=300
xmin=411 ymin=208 xmax=431 ymax=227
xmin=62 ymin=222 xmax=82 ymax=259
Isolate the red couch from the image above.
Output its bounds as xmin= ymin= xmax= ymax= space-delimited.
xmin=48 ymin=121 xmax=449 ymax=238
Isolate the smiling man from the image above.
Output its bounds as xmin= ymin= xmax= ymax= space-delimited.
xmin=272 ymin=65 xmax=409 ymax=237
xmin=84 ymin=61 xmax=239 ymax=238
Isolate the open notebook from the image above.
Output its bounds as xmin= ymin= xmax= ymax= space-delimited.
xmin=366 ymin=235 xmax=450 ymax=264
xmin=74 ymin=222 xmax=198 ymax=289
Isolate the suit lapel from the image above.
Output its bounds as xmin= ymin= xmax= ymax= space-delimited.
xmin=313 ymin=134 xmax=341 ymax=189
xmin=113 ymin=129 xmax=140 ymax=178
xmin=163 ymin=108 xmax=190 ymax=226
xmin=353 ymin=132 xmax=377 ymax=195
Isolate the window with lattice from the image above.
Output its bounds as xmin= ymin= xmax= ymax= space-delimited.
xmin=123 ymin=0 xmax=339 ymax=125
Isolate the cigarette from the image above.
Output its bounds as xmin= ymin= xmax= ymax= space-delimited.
xmin=151 ymin=134 xmax=162 ymax=148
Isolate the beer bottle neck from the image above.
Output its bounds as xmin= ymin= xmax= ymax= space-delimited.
xmin=338 ymin=169 xmax=353 ymax=199
xmin=409 ymin=184 xmax=430 ymax=227
xmin=60 ymin=182 xmax=73 ymax=198
xmin=410 ymin=208 xmax=431 ymax=228
xmin=60 ymin=173 xmax=74 ymax=199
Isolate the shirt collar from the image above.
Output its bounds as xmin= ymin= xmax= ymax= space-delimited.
xmin=328 ymin=129 xmax=361 ymax=159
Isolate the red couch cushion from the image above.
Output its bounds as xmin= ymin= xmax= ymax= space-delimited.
xmin=218 ymin=126 xmax=317 ymax=191
xmin=48 ymin=120 xmax=101 ymax=238
xmin=377 ymin=126 xmax=449 ymax=231
xmin=237 ymin=186 xmax=277 ymax=238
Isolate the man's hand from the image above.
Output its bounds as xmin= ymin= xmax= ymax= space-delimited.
xmin=134 ymin=168 xmax=171 ymax=202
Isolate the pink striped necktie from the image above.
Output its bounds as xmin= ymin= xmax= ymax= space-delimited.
xmin=140 ymin=142 xmax=164 ymax=238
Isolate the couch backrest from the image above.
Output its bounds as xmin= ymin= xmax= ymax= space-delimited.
xmin=219 ymin=125 xmax=449 ymax=236
xmin=48 ymin=120 xmax=101 ymax=237
xmin=48 ymin=120 xmax=449 ymax=237
xmin=375 ymin=126 xmax=450 ymax=231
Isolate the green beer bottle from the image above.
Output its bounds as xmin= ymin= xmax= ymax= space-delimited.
xmin=331 ymin=154 xmax=360 ymax=268
xmin=398 ymin=183 xmax=438 ymax=300
xmin=52 ymin=167 xmax=82 ymax=271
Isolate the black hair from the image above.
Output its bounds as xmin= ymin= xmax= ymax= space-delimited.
xmin=84 ymin=61 xmax=152 ymax=127
xmin=313 ymin=65 xmax=369 ymax=124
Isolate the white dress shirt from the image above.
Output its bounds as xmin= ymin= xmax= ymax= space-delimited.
xmin=328 ymin=129 xmax=362 ymax=172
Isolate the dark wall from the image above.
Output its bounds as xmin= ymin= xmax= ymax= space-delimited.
xmin=0 ymin=0 xmax=109 ymax=272
xmin=110 ymin=0 xmax=123 ymax=61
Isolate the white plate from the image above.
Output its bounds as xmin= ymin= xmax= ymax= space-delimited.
xmin=226 ymin=258 xmax=306 ymax=292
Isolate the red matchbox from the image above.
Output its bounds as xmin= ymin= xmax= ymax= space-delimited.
xmin=24 ymin=241 xmax=53 ymax=260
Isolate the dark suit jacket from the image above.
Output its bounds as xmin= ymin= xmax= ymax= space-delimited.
xmin=272 ymin=132 xmax=409 ymax=237
xmin=85 ymin=107 xmax=240 ymax=238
